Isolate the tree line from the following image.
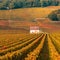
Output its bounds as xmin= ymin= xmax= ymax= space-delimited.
xmin=0 ymin=0 xmax=60 ymax=10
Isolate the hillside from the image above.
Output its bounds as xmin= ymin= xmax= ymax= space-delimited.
xmin=0 ymin=6 xmax=60 ymax=21
xmin=0 ymin=6 xmax=60 ymax=33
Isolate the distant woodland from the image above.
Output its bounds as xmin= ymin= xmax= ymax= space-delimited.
xmin=0 ymin=0 xmax=60 ymax=9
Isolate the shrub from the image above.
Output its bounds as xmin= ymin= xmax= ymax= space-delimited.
xmin=48 ymin=9 xmax=60 ymax=21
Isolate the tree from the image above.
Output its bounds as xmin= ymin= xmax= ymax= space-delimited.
xmin=0 ymin=0 xmax=60 ymax=10
xmin=48 ymin=9 xmax=60 ymax=21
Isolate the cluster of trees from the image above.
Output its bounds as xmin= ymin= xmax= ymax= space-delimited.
xmin=48 ymin=9 xmax=60 ymax=21
xmin=0 ymin=0 xmax=60 ymax=9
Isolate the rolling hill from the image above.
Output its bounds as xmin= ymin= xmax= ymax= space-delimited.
xmin=0 ymin=6 xmax=60 ymax=20
xmin=0 ymin=6 xmax=60 ymax=33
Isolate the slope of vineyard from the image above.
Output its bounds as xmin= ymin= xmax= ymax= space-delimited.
xmin=0 ymin=33 xmax=60 ymax=60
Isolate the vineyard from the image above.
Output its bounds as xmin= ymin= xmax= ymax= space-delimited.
xmin=0 ymin=33 xmax=60 ymax=60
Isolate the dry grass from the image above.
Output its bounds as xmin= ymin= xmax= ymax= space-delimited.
xmin=0 ymin=6 xmax=60 ymax=33
xmin=0 ymin=6 xmax=60 ymax=21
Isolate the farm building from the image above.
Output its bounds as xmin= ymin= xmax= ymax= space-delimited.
xmin=30 ymin=26 xmax=42 ymax=34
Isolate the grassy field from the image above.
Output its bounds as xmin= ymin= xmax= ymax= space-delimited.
xmin=0 ymin=6 xmax=60 ymax=60
xmin=0 ymin=33 xmax=60 ymax=60
xmin=0 ymin=6 xmax=60 ymax=21
xmin=0 ymin=6 xmax=60 ymax=33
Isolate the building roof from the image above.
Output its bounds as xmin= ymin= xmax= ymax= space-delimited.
xmin=30 ymin=26 xmax=39 ymax=30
